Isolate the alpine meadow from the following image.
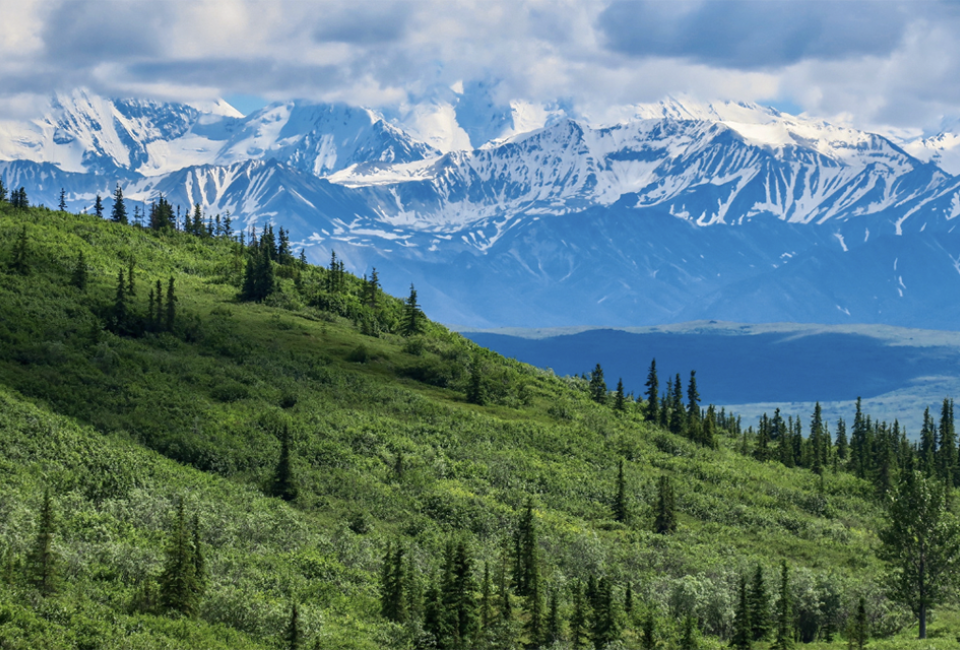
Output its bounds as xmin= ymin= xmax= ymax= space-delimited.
xmin=2 ymin=188 xmax=960 ymax=650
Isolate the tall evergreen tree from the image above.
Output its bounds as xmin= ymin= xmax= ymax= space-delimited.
xmin=402 ymin=284 xmax=424 ymax=336
xmin=640 ymin=613 xmax=656 ymax=650
xmin=58 ymin=188 xmax=67 ymax=212
xmin=570 ymin=582 xmax=588 ymax=650
xmin=467 ymin=357 xmax=485 ymax=405
xmin=10 ymin=225 xmax=28 ymax=275
xmin=545 ymin=588 xmax=561 ymax=646
xmin=679 ymin=615 xmax=698 ymax=650
xmin=669 ymin=374 xmax=685 ymax=434
xmin=285 ymin=603 xmax=301 ymax=650
xmin=159 ymin=499 xmax=199 ymax=616
xmin=654 ymin=475 xmax=677 ymax=534
xmin=920 ymin=408 xmax=937 ymax=476
xmin=849 ymin=597 xmax=868 ymax=650
xmin=271 ymin=425 xmax=299 ymax=501
xmin=165 ymin=277 xmax=176 ymax=331
xmin=589 ymin=363 xmax=607 ymax=404
xmin=748 ymin=564 xmax=769 ymax=642
xmin=730 ymin=575 xmax=752 ymax=650
xmin=614 ymin=378 xmax=626 ymax=412
xmin=70 ymin=250 xmax=88 ymax=291
xmin=613 ymin=459 xmax=629 ymax=523
xmin=191 ymin=513 xmax=206 ymax=599
xmin=772 ymin=561 xmax=792 ymax=650
xmin=686 ymin=370 xmax=700 ymax=421
xmin=94 ymin=193 xmax=103 ymax=218
xmin=644 ymin=358 xmax=660 ymax=422
xmin=937 ymin=398 xmax=956 ymax=488
xmin=26 ymin=489 xmax=58 ymax=596
xmin=480 ymin=562 xmax=493 ymax=632
xmin=835 ymin=418 xmax=848 ymax=464
xmin=590 ymin=577 xmax=618 ymax=650
xmin=111 ymin=184 xmax=127 ymax=224
xmin=810 ymin=402 xmax=824 ymax=476
xmin=110 ymin=269 xmax=128 ymax=333
xmin=0 ymin=178 xmax=6 ymax=203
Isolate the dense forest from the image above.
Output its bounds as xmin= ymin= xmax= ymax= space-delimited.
xmin=0 ymin=183 xmax=959 ymax=649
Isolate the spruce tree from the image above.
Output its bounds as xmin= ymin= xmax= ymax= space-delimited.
xmin=848 ymin=597 xmax=867 ymax=650
xmin=686 ymin=370 xmax=700 ymax=422
xmin=679 ymin=615 xmax=698 ymax=650
xmin=0 ymin=178 xmax=6 ymax=203
xmin=836 ymin=418 xmax=849 ymax=464
xmin=613 ymin=459 xmax=628 ymax=523
xmin=591 ymin=577 xmax=618 ymax=650
xmin=614 ymin=378 xmax=626 ymax=412
xmin=772 ymin=561 xmax=792 ymax=650
xmin=191 ymin=513 xmax=206 ymax=599
xmin=165 ymin=277 xmax=176 ymax=332
xmin=271 ymin=425 xmax=299 ymax=501
xmin=938 ymin=398 xmax=956 ymax=488
xmin=669 ymin=373 xmax=685 ymax=434
xmin=58 ymin=188 xmax=66 ymax=212
xmin=570 ymin=581 xmax=588 ymax=650
xmin=159 ymin=499 xmax=199 ymax=616
xmin=545 ymin=588 xmax=561 ymax=646
xmin=94 ymin=193 xmax=103 ymax=218
xmin=467 ymin=357 xmax=485 ymax=405
xmin=110 ymin=269 xmax=127 ymax=333
xmin=748 ymin=564 xmax=769 ymax=642
xmin=654 ymin=474 xmax=677 ymax=534
xmin=640 ymin=612 xmax=656 ymax=650
xmin=285 ymin=602 xmax=301 ymax=650
xmin=402 ymin=284 xmax=423 ymax=336
xmin=10 ymin=225 xmax=28 ymax=275
xmin=480 ymin=561 xmax=493 ymax=632
xmin=644 ymin=358 xmax=659 ymax=422
xmin=111 ymin=184 xmax=127 ymax=224
xmin=71 ymin=251 xmax=88 ymax=291
xmin=730 ymin=575 xmax=752 ymax=650
xmin=589 ymin=363 xmax=607 ymax=405
xmin=26 ymin=489 xmax=58 ymax=596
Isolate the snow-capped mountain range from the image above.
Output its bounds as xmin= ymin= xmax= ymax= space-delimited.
xmin=5 ymin=87 xmax=960 ymax=329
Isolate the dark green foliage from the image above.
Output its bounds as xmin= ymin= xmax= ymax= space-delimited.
xmin=570 ymin=582 xmax=588 ymax=650
xmin=879 ymin=470 xmax=960 ymax=639
xmin=148 ymin=195 xmax=174 ymax=230
xmin=285 ymin=603 xmax=301 ymax=650
xmin=614 ymin=377 xmax=626 ymax=411
xmin=644 ymin=358 xmax=659 ymax=422
xmin=26 ymin=489 xmax=58 ymax=596
xmin=679 ymin=615 xmax=698 ymax=650
xmin=165 ymin=276 xmax=176 ymax=331
xmin=480 ymin=562 xmax=493 ymax=632
xmin=654 ymin=474 xmax=677 ymax=534
xmin=730 ymin=575 xmax=752 ymax=650
xmin=640 ymin=612 xmax=656 ymax=650
xmin=467 ymin=357 xmax=486 ymax=405
xmin=58 ymin=188 xmax=66 ymax=212
xmin=749 ymin=564 xmax=769 ymax=642
xmin=108 ymin=269 xmax=128 ymax=334
xmin=271 ymin=425 xmax=299 ymax=502
xmin=669 ymin=373 xmax=685 ymax=434
xmin=545 ymin=589 xmax=561 ymax=646
xmin=686 ymin=370 xmax=700 ymax=420
xmin=111 ymin=184 xmax=127 ymax=224
xmin=94 ymin=193 xmax=103 ymax=218
xmin=241 ymin=245 xmax=275 ymax=302
xmin=848 ymin=597 xmax=868 ymax=650
xmin=159 ymin=499 xmax=200 ymax=616
xmin=589 ymin=363 xmax=607 ymax=404
xmin=938 ymin=398 xmax=955 ymax=487
xmin=0 ymin=177 xmax=6 ymax=203
xmin=590 ymin=576 xmax=618 ymax=650
xmin=773 ymin=561 xmax=792 ymax=650
xmin=70 ymin=250 xmax=88 ymax=291
xmin=9 ymin=186 xmax=27 ymax=208
xmin=278 ymin=227 xmax=293 ymax=264
xmin=613 ymin=459 xmax=628 ymax=523
xmin=403 ymin=284 xmax=424 ymax=336
xmin=10 ymin=225 xmax=29 ymax=274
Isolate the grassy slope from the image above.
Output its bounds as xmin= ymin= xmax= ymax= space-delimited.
xmin=0 ymin=205 xmax=954 ymax=648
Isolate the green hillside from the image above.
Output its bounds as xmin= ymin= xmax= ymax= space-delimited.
xmin=0 ymin=202 xmax=957 ymax=649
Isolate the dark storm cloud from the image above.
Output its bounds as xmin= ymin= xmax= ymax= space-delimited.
xmin=597 ymin=0 xmax=910 ymax=70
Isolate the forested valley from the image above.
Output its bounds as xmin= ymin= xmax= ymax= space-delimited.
xmin=0 ymin=182 xmax=959 ymax=649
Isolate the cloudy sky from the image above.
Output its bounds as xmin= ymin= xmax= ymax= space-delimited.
xmin=1 ymin=0 xmax=958 ymax=135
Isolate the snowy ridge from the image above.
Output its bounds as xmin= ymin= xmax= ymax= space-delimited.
xmin=8 ymin=89 xmax=960 ymax=328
